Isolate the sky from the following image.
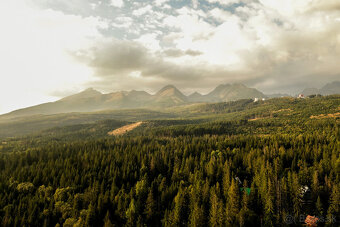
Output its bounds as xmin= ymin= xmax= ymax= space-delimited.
xmin=0 ymin=0 xmax=339 ymax=114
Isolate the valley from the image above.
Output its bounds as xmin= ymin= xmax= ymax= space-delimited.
xmin=0 ymin=93 xmax=339 ymax=227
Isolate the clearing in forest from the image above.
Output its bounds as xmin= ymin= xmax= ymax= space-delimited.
xmin=108 ymin=122 xmax=143 ymax=136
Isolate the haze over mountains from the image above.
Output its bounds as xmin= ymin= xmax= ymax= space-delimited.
xmin=1 ymin=84 xmax=266 ymax=119
xmin=1 ymin=81 xmax=339 ymax=120
xmin=301 ymin=81 xmax=340 ymax=96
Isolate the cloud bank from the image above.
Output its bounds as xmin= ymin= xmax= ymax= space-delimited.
xmin=72 ymin=0 xmax=340 ymax=94
xmin=0 ymin=0 xmax=339 ymax=113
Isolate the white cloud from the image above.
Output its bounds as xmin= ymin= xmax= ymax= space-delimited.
xmin=133 ymin=5 xmax=153 ymax=16
xmin=163 ymin=9 xmax=212 ymax=39
xmin=309 ymin=0 xmax=340 ymax=12
xmin=192 ymin=0 xmax=199 ymax=9
xmin=162 ymin=0 xmax=339 ymax=90
xmin=1 ymin=0 xmax=340 ymax=113
xmin=0 ymin=1 xmax=106 ymax=114
xmin=110 ymin=0 xmax=124 ymax=8
xmin=135 ymin=33 xmax=161 ymax=52
xmin=111 ymin=16 xmax=133 ymax=28
xmin=163 ymin=7 xmax=246 ymax=67
xmin=129 ymin=71 xmax=142 ymax=78
xmin=155 ymin=0 xmax=170 ymax=7
xmin=209 ymin=8 xmax=232 ymax=22
xmin=206 ymin=0 xmax=242 ymax=6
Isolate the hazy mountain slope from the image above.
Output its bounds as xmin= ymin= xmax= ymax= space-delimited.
xmin=300 ymin=81 xmax=340 ymax=96
xmin=320 ymin=81 xmax=340 ymax=95
xmin=205 ymin=84 xmax=266 ymax=102
xmin=301 ymin=88 xmax=320 ymax=96
xmin=187 ymin=92 xmax=204 ymax=102
xmin=1 ymin=88 xmax=104 ymax=119
xmin=60 ymin=88 xmax=102 ymax=101
xmin=153 ymin=85 xmax=188 ymax=106
xmin=0 ymin=84 xmax=271 ymax=119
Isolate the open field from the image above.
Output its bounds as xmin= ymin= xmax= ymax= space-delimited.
xmin=108 ymin=121 xmax=144 ymax=136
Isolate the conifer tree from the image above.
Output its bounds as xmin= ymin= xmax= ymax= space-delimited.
xmin=85 ymin=204 xmax=95 ymax=227
xmin=126 ymin=199 xmax=136 ymax=226
xmin=316 ymin=196 xmax=323 ymax=216
xmin=144 ymin=189 xmax=156 ymax=223
xmin=209 ymin=191 xmax=223 ymax=227
xmin=225 ymin=178 xmax=240 ymax=225
xmin=189 ymin=202 xmax=205 ymax=227
xmin=326 ymin=185 xmax=339 ymax=224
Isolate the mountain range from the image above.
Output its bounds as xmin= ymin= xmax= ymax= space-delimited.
xmin=300 ymin=81 xmax=340 ymax=96
xmin=2 ymin=84 xmax=266 ymax=119
xmin=1 ymin=81 xmax=339 ymax=120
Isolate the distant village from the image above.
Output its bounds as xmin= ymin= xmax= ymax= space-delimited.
xmin=253 ymin=93 xmax=324 ymax=102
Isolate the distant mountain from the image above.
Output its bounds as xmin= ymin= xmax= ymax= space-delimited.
xmin=320 ymin=81 xmax=340 ymax=95
xmin=300 ymin=81 xmax=340 ymax=96
xmin=4 ymin=88 xmax=104 ymax=118
xmin=0 ymin=84 xmax=267 ymax=119
xmin=154 ymin=85 xmax=187 ymax=106
xmin=301 ymin=88 xmax=320 ymax=96
xmin=188 ymin=92 xmax=204 ymax=102
xmin=60 ymin=88 xmax=102 ymax=101
xmin=204 ymin=83 xmax=266 ymax=102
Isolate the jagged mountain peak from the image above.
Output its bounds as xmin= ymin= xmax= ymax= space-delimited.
xmin=189 ymin=91 xmax=202 ymax=97
xmin=128 ymin=90 xmax=151 ymax=95
xmin=1 ymin=83 xmax=269 ymax=118
xmin=82 ymin=87 xmax=101 ymax=94
xmin=60 ymin=88 xmax=102 ymax=101
xmin=156 ymin=85 xmax=185 ymax=97
xmin=157 ymin=84 xmax=179 ymax=93
xmin=188 ymin=91 xmax=204 ymax=102
xmin=154 ymin=85 xmax=187 ymax=105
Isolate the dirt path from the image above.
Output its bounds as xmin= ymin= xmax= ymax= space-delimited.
xmin=108 ymin=122 xmax=143 ymax=136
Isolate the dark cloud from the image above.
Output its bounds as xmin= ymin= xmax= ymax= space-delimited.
xmin=88 ymin=40 xmax=148 ymax=75
xmin=308 ymin=0 xmax=340 ymax=12
xmin=63 ymin=1 xmax=340 ymax=95
xmin=75 ymin=39 xmax=248 ymax=93
xmin=238 ymin=23 xmax=340 ymax=94
xmin=163 ymin=49 xmax=202 ymax=57
xmin=75 ymin=30 xmax=340 ymax=95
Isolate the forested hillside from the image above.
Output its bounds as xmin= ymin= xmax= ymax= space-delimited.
xmin=0 ymin=96 xmax=339 ymax=226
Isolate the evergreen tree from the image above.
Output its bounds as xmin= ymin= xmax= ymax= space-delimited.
xmin=209 ymin=191 xmax=223 ymax=226
xmin=225 ymin=178 xmax=240 ymax=225
xmin=126 ymin=199 xmax=136 ymax=226
xmin=144 ymin=189 xmax=156 ymax=223
xmin=326 ymin=185 xmax=339 ymax=224
xmin=316 ymin=196 xmax=323 ymax=216
xmin=85 ymin=204 xmax=95 ymax=227
xmin=189 ymin=202 xmax=205 ymax=227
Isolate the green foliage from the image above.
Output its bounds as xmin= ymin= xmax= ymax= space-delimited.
xmin=0 ymin=96 xmax=339 ymax=226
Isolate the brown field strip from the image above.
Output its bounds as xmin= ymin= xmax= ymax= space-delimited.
xmin=310 ymin=112 xmax=340 ymax=119
xmin=108 ymin=122 xmax=144 ymax=136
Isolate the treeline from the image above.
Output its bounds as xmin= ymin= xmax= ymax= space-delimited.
xmin=135 ymin=118 xmax=338 ymax=138
xmin=0 ymin=132 xmax=339 ymax=226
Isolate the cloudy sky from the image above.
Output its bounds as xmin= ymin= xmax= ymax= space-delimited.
xmin=0 ymin=0 xmax=339 ymax=114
